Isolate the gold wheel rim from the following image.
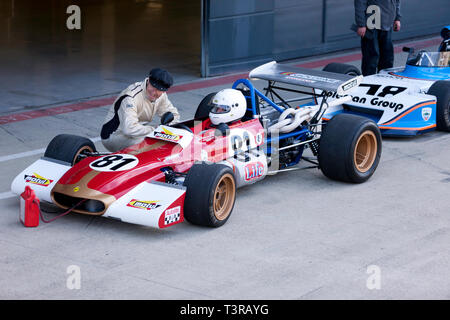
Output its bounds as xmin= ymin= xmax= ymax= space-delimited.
xmin=213 ymin=173 xmax=235 ymax=221
xmin=73 ymin=146 xmax=94 ymax=165
xmin=354 ymin=130 xmax=377 ymax=173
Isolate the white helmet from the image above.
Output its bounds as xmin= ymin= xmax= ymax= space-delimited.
xmin=209 ymin=89 xmax=247 ymax=125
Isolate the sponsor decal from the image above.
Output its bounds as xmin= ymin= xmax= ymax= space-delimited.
xmin=244 ymin=162 xmax=265 ymax=181
xmin=322 ymin=91 xmax=404 ymax=112
xmin=369 ymin=97 xmax=404 ymax=112
xmin=24 ymin=173 xmax=53 ymax=187
xmin=342 ymin=79 xmax=358 ymax=92
xmin=280 ymin=71 xmax=340 ymax=84
xmin=153 ymin=127 xmax=183 ymax=142
xmin=320 ymin=91 xmax=348 ymax=99
xmin=164 ymin=206 xmax=181 ymax=225
xmin=73 ymin=186 xmax=80 ymax=192
xmin=127 ymin=199 xmax=161 ymax=211
xmin=422 ymin=107 xmax=432 ymax=121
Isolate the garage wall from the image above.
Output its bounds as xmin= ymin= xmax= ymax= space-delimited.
xmin=202 ymin=0 xmax=449 ymax=77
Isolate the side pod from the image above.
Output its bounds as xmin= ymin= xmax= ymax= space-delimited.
xmin=103 ymin=181 xmax=186 ymax=228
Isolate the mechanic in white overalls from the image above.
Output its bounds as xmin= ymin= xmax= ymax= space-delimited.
xmin=100 ymin=68 xmax=180 ymax=152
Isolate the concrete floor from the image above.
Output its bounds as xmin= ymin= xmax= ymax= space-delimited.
xmin=1 ymin=35 xmax=450 ymax=300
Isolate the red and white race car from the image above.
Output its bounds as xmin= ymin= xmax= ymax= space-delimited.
xmin=11 ymin=63 xmax=381 ymax=229
xmin=12 ymin=117 xmax=265 ymax=228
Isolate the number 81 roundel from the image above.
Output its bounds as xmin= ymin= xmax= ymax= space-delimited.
xmin=89 ymin=154 xmax=139 ymax=172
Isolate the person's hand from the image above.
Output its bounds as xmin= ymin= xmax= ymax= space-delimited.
xmin=393 ymin=20 xmax=401 ymax=32
xmin=357 ymin=27 xmax=366 ymax=38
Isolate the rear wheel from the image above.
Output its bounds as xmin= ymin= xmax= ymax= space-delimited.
xmin=44 ymin=134 xmax=96 ymax=166
xmin=323 ymin=63 xmax=362 ymax=76
xmin=183 ymin=163 xmax=236 ymax=227
xmin=427 ymin=81 xmax=450 ymax=131
xmin=318 ymin=114 xmax=381 ymax=183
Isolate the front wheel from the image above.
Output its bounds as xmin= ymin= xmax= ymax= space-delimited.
xmin=427 ymin=81 xmax=450 ymax=132
xmin=44 ymin=134 xmax=96 ymax=166
xmin=318 ymin=114 xmax=382 ymax=183
xmin=183 ymin=163 xmax=236 ymax=227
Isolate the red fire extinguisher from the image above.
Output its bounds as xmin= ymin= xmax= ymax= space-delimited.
xmin=20 ymin=186 xmax=40 ymax=227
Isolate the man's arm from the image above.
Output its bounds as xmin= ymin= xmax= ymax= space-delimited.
xmin=118 ymin=97 xmax=154 ymax=137
xmin=394 ymin=0 xmax=401 ymax=21
xmin=393 ymin=0 xmax=401 ymax=31
xmin=156 ymin=93 xmax=180 ymax=123
xmin=354 ymin=0 xmax=368 ymax=27
xmin=354 ymin=0 xmax=368 ymax=37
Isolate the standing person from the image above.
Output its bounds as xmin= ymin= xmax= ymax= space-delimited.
xmin=353 ymin=0 xmax=402 ymax=75
xmin=101 ymin=68 xmax=180 ymax=152
xmin=439 ymin=26 xmax=450 ymax=52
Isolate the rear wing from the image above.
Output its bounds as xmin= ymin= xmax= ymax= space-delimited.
xmin=249 ymin=61 xmax=363 ymax=96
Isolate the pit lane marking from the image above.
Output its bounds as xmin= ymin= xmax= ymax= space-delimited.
xmin=0 ymin=137 xmax=101 ymax=163
xmin=0 ymin=137 xmax=101 ymax=200
xmin=0 ymin=191 xmax=15 ymax=200
xmin=0 ymin=147 xmax=47 ymax=163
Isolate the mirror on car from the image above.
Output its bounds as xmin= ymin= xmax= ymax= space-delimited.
xmin=161 ymin=112 xmax=174 ymax=125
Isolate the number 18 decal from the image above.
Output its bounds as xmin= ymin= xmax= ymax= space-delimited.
xmin=89 ymin=154 xmax=138 ymax=172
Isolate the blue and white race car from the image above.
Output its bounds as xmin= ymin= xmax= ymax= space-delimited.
xmin=321 ymin=26 xmax=450 ymax=136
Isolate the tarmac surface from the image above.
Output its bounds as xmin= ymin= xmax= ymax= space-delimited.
xmin=1 ymin=35 xmax=450 ymax=300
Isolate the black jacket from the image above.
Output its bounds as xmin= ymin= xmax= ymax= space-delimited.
xmin=354 ymin=0 xmax=401 ymax=31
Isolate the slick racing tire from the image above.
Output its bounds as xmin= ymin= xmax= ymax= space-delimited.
xmin=194 ymin=92 xmax=217 ymax=120
xmin=322 ymin=63 xmax=362 ymax=76
xmin=44 ymin=134 xmax=96 ymax=166
xmin=427 ymin=81 xmax=450 ymax=132
xmin=183 ymin=163 xmax=236 ymax=227
xmin=319 ymin=114 xmax=382 ymax=183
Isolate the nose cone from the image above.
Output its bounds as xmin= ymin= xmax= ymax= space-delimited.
xmin=51 ymin=139 xmax=182 ymax=212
